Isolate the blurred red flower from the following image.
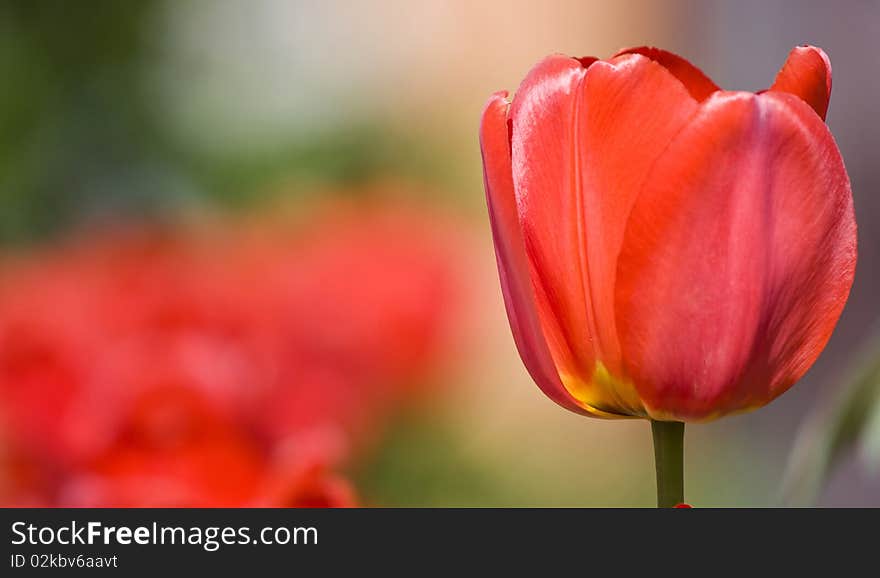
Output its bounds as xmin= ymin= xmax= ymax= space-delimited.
xmin=0 ymin=197 xmax=460 ymax=507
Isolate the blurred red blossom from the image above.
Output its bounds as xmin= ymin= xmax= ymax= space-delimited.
xmin=0 ymin=196 xmax=462 ymax=507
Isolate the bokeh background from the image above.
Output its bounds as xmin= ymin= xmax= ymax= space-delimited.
xmin=1 ymin=0 xmax=878 ymax=507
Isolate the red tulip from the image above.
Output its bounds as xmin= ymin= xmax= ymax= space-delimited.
xmin=481 ymin=46 xmax=856 ymax=422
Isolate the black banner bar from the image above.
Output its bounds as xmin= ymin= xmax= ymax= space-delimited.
xmin=0 ymin=508 xmax=869 ymax=573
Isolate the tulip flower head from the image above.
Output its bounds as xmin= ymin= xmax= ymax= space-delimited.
xmin=481 ymin=46 xmax=856 ymax=422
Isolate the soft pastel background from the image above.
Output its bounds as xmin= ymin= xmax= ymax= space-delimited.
xmin=1 ymin=0 xmax=878 ymax=507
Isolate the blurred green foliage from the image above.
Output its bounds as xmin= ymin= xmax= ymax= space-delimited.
xmin=0 ymin=0 xmax=456 ymax=245
xmin=0 ymin=0 xmax=161 ymax=242
xmin=354 ymin=415 xmax=528 ymax=507
xmin=783 ymin=333 xmax=880 ymax=505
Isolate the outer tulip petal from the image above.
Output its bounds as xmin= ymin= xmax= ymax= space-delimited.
xmin=569 ymin=54 xmax=699 ymax=413
xmin=615 ymin=46 xmax=719 ymax=101
xmin=480 ymin=91 xmax=593 ymax=416
xmin=507 ymin=56 xmax=597 ymax=401
xmin=616 ymin=91 xmax=856 ymax=421
xmin=508 ymin=54 xmax=701 ymax=416
xmin=769 ymin=45 xmax=832 ymax=120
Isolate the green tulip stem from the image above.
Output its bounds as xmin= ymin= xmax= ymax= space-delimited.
xmin=651 ymin=420 xmax=685 ymax=508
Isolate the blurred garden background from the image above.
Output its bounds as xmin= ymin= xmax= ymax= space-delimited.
xmin=1 ymin=0 xmax=879 ymax=507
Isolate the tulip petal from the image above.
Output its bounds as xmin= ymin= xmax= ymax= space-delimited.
xmin=616 ymin=91 xmax=856 ymax=421
xmin=615 ymin=46 xmax=719 ymax=101
xmin=507 ymin=56 xmax=598 ymax=403
xmin=480 ymin=90 xmax=593 ymax=416
xmin=506 ymin=54 xmax=703 ymax=415
xmin=770 ymin=45 xmax=832 ymax=120
xmin=569 ymin=54 xmax=699 ymax=412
